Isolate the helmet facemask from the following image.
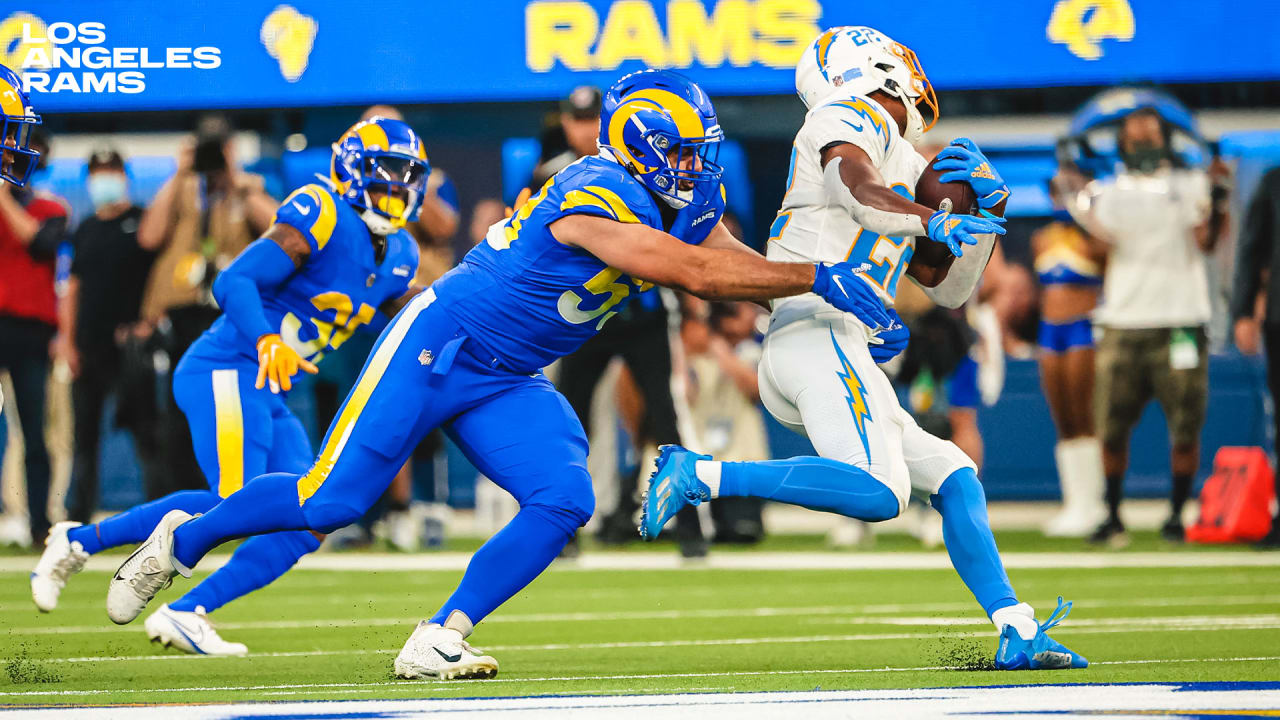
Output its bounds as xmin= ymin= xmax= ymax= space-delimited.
xmin=347 ymin=152 xmax=428 ymax=235
xmin=1 ymin=112 xmax=41 ymax=188
xmin=881 ymin=42 xmax=938 ymax=146
xmin=644 ymin=129 xmax=724 ymax=209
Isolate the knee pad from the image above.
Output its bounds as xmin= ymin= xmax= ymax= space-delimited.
xmin=300 ymin=501 xmax=365 ymax=534
xmin=520 ymin=469 xmax=595 ymax=530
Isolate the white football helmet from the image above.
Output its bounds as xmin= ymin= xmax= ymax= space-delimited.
xmin=795 ymin=26 xmax=938 ymax=146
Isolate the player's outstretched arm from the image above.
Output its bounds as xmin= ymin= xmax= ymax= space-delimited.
xmin=212 ymin=223 xmax=318 ymax=392
xmin=550 ymin=214 xmax=890 ymax=328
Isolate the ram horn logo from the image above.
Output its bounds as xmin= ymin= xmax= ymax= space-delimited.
xmin=260 ymin=5 xmax=317 ymax=82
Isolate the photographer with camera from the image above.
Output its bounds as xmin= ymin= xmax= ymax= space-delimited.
xmin=135 ymin=115 xmax=275 ymax=497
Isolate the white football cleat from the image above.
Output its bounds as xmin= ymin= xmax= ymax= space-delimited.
xmin=145 ymin=604 xmax=247 ymax=656
xmin=106 ymin=510 xmax=192 ymax=625
xmin=31 ymin=522 xmax=90 ymax=612
xmin=394 ymin=620 xmax=499 ymax=680
xmin=0 ymin=513 xmax=32 ymax=548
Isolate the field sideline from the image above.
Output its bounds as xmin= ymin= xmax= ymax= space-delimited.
xmin=2 ymin=534 xmax=1279 ymax=714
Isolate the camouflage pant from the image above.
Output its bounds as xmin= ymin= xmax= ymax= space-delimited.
xmin=1095 ymin=326 xmax=1208 ymax=449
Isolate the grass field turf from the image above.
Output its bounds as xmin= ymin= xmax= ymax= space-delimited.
xmin=2 ymin=532 xmax=1279 ymax=707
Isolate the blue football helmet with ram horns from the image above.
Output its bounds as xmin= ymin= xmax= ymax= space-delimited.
xmin=330 ymin=116 xmax=431 ymax=235
xmin=0 ymin=62 xmax=42 ymax=188
xmin=599 ymin=69 xmax=724 ymax=209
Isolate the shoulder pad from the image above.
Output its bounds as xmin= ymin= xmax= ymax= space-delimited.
xmin=273 ymin=183 xmax=341 ymax=252
xmin=554 ymin=157 xmax=655 ymax=226
xmin=814 ymin=95 xmax=895 ymax=152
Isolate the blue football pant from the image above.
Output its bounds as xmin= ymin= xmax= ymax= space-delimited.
xmin=173 ymin=290 xmax=594 ymax=626
xmin=70 ymin=363 xmax=318 ymax=614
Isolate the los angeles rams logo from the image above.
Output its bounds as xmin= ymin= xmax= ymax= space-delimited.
xmin=260 ymin=5 xmax=317 ymax=83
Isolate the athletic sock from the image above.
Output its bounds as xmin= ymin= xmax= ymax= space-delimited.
xmin=714 ymin=457 xmax=900 ymax=521
xmin=169 ymin=530 xmax=321 ymax=613
xmin=171 ymin=473 xmax=308 ymax=570
xmin=1170 ymin=473 xmax=1193 ymax=519
xmin=1104 ymin=473 xmax=1125 ymax=522
xmin=694 ymin=460 xmax=722 ymax=497
xmin=931 ymin=467 xmax=1018 ymax=618
xmin=67 ymin=490 xmax=221 ymax=555
xmin=429 ymin=503 xmax=580 ymax=625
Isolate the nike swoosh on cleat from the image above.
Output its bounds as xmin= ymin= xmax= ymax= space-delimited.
xmin=115 ymin=545 xmax=149 ymax=581
xmin=433 ymin=647 xmax=462 ymax=664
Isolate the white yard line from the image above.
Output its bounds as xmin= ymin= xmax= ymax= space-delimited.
xmin=13 ymin=617 xmax=1280 ymax=665
xmin=8 ymin=594 xmax=1279 ymax=635
xmin=3 ymin=550 xmax=1280 ymax=574
xmin=1 ymin=655 xmax=1278 ymax=699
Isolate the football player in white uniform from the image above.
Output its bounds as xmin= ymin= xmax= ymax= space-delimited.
xmin=642 ymin=26 xmax=1087 ymax=671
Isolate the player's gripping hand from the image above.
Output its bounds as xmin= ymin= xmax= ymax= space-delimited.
xmin=932 ymin=138 xmax=1010 ymax=210
xmin=927 ymin=209 xmax=1006 ymax=258
xmin=255 ymin=333 xmax=318 ymax=394
xmin=868 ymin=310 xmax=909 ymax=364
xmin=812 ymin=262 xmax=892 ymax=330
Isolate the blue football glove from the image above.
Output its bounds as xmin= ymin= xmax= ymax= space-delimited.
xmin=932 ymin=137 xmax=1011 ymax=210
xmin=927 ymin=209 xmax=1006 ymax=258
xmin=868 ymin=310 xmax=909 ymax=364
xmin=812 ymin=262 xmax=892 ymax=330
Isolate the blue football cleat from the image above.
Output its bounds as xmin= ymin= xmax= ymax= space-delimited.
xmin=639 ymin=445 xmax=711 ymax=541
xmin=994 ymin=596 xmax=1089 ymax=670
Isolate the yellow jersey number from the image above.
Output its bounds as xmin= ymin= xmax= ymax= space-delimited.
xmin=280 ymin=291 xmax=376 ymax=363
xmin=557 ymin=267 xmax=652 ymax=330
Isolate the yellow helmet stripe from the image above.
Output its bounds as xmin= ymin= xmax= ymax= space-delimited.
xmin=0 ymin=80 xmax=26 ymax=118
xmin=354 ymin=121 xmax=390 ymax=151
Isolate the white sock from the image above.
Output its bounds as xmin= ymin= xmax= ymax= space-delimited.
xmin=1053 ymin=440 xmax=1077 ymax=507
xmin=1060 ymin=437 xmax=1105 ymax=512
xmin=991 ymin=603 xmax=1038 ymax=641
xmin=695 ymin=460 xmax=722 ymax=498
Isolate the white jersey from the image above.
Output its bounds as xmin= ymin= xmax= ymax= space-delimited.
xmin=766 ymin=92 xmax=927 ymax=308
xmin=1089 ymin=168 xmax=1212 ymax=329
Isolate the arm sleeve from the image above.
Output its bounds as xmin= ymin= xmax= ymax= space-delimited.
xmin=272 ymin=184 xmax=340 ymax=255
xmin=211 ymin=237 xmax=299 ymax=344
xmin=1231 ymin=169 xmax=1277 ymax=320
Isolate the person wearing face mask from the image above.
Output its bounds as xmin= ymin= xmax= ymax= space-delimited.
xmin=59 ymin=149 xmax=157 ymax=524
xmin=1060 ymin=100 xmax=1231 ymax=546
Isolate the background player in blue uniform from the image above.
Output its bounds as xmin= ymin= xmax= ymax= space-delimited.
xmin=32 ymin=117 xmax=427 ymax=655
xmin=104 ymin=70 xmax=894 ymax=679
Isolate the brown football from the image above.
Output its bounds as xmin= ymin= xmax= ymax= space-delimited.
xmin=911 ymin=154 xmax=979 ymax=269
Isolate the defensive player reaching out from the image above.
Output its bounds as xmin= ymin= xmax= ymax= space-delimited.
xmin=641 ymin=27 xmax=1087 ymax=671
xmin=103 ymin=70 xmax=897 ymax=679
xmin=32 ymin=117 xmax=426 ymax=654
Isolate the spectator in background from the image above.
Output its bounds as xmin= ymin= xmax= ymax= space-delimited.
xmin=529 ymin=86 xmax=601 ymax=190
xmin=1232 ymin=165 xmax=1280 ymax=548
xmin=1033 ymin=178 xmax=1108 ymax=537
xmin=681 ymin=300 xmax=769 ymax=543
xmin=0 ymin=127 xmax=68 ymax=546
xmin=59 ymin=149 xmax=158 ymax=522
xmin=137 ymin=114 xmax=275 ymax=498
xmin=1063 ymin=108 xmax=1231 ymax=545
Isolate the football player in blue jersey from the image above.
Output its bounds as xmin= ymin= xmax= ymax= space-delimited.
xmin=0 ymin=63 xmax=42 ymax=188
xmin=104 ymin=70 xmax=900 ymax=679
xmin=32 ymin=117 xmax=427 ymax=654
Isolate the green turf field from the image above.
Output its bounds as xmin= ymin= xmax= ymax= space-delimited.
xmin=2 ymin=533 xmax=1279 ymax=707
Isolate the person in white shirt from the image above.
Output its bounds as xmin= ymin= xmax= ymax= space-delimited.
xmin=1063 ymin=104 xmax=1230 ymax=545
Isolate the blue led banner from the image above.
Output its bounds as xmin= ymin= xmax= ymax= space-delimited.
xmin=4 ymin=1 xmax=1277 ymax=113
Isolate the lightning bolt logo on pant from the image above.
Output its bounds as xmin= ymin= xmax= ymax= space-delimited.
xmin=830 ymin=329 xmax=872 ymax=460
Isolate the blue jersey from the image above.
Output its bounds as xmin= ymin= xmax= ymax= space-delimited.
xmin=185 ymin=183 xmax=419 ymax=369
xmin=433 ymin=156 xmax=724 ymax=373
